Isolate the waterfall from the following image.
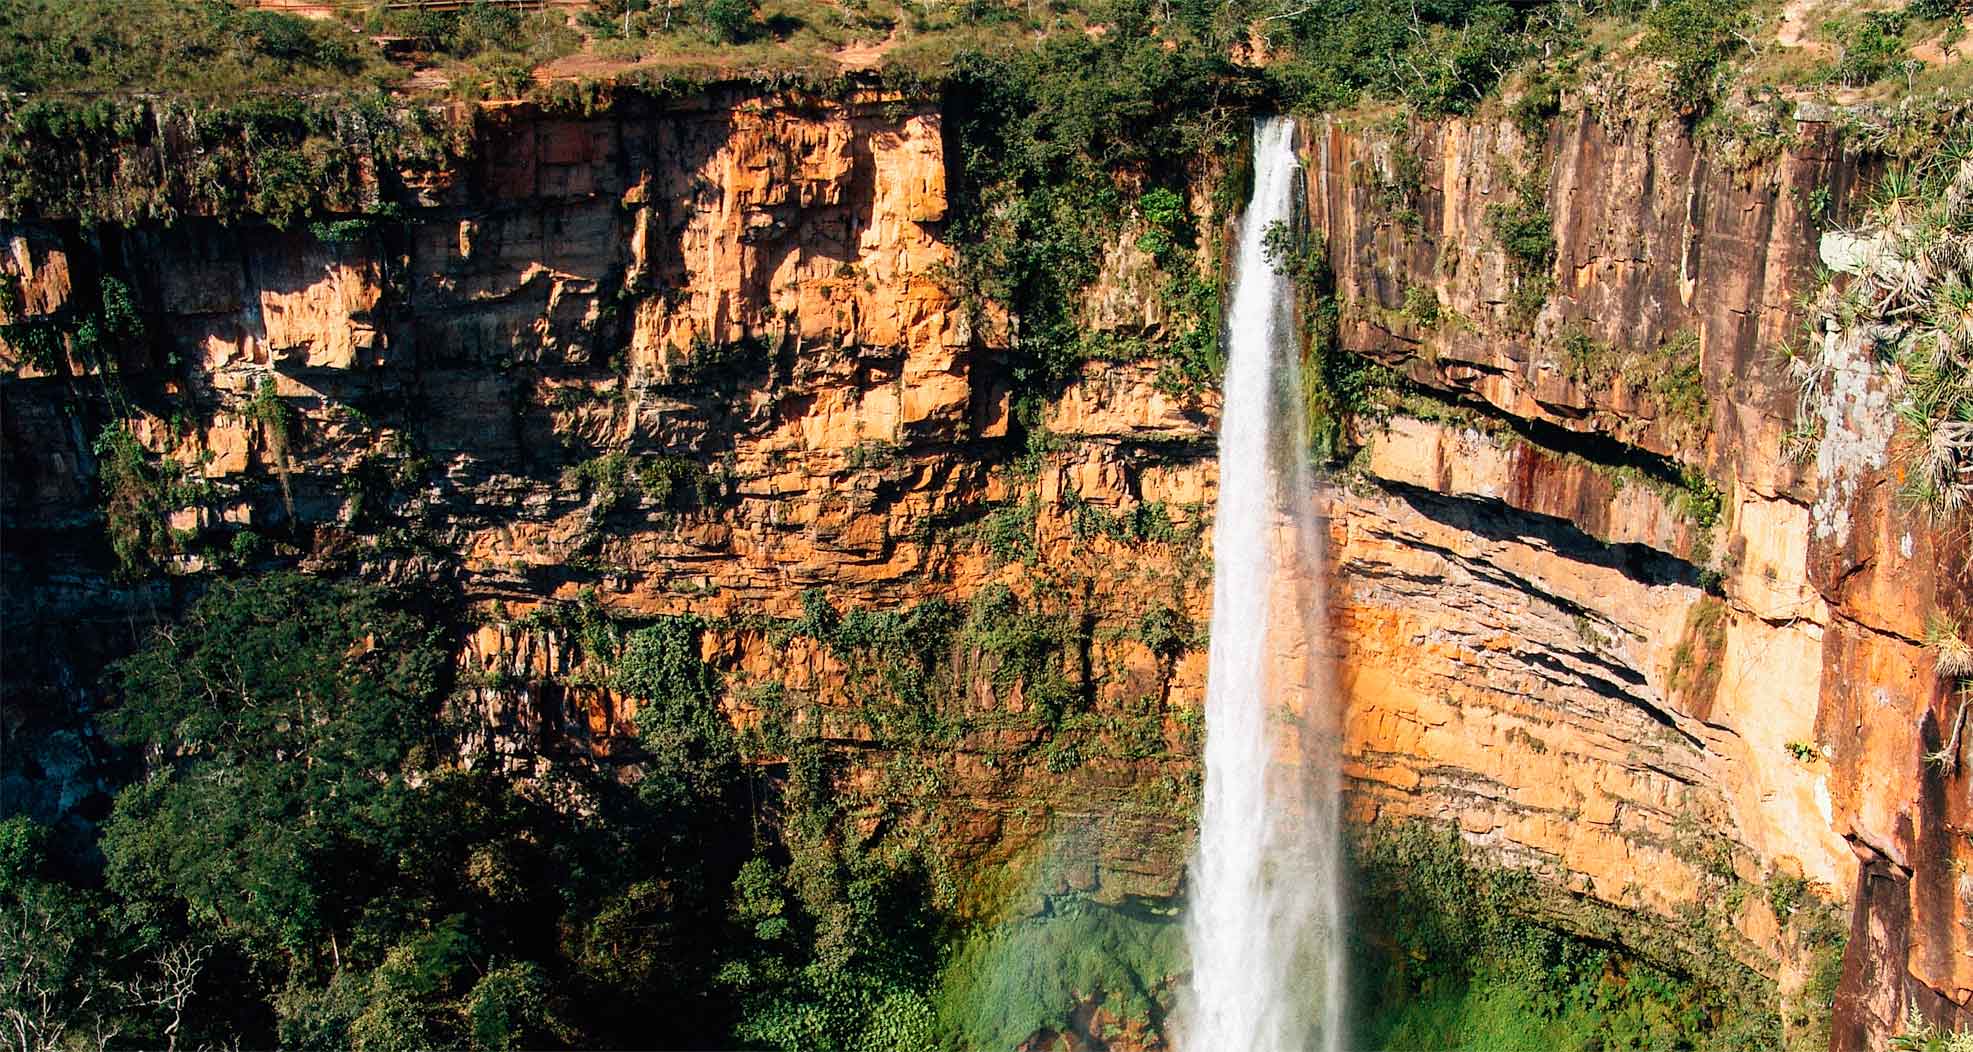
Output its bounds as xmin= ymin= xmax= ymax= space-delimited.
xmin=1178 ymin=116 xmax=1347 ymax=1052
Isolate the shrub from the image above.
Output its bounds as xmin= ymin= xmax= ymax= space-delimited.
xmin=962 ymin=583 xmax=1081 ymax=728
xmin=1668 ymin=596 xmax=1730 ymax=706
xmin=101 ymin=575 xmax=447 ymax=958
xmin=620 ymin=616 xmax=738 ymax=810
xmin=1926 ymin=612 xmax=1973 ymax=679
xmin=700 ymin=0 xmax=758 ymax=43
xmin=1353 ymin=821 xmax=1778 ymax=1050
xmin=1560 ymin=324 xmax=1614 ymax=384
xmin=1401 ymin=286 xmax=1442 ymax=328
xmin=1487 ymin=169 xmax=1554 ymax=269
xmin=1639 ymin=0 xmax=1753 ymax=114
xmin=1824 ymin=10 xmax=1914 ymax=88
xmin=943 ymin=20 xmax=1241 ymax=396
xmin=1649 ymin=330 xmax=1711 ymax=441
xmin=0 ymin=0 xmax=383 ymax=95
xmin=976 ymin=497 xmax=1039 ymax=565
xmin=1267 ymin=221 xmax=1399 ymax=462
xmin=1264 ymin=0 xmax=1554 ymax=116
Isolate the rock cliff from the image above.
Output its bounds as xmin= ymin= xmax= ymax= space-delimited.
xmin=2 ymin=85 xmax=1966 ymax=1047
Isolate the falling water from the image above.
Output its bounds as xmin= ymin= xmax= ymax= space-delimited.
xmin=1178 ymin=116 xmax=1347 ymax=1052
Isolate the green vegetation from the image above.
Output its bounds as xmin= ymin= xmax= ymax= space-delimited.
xmin=94 ymin=424 xmax=209 ymax=577
xmin=1789 ymin=112 xmax=1973 ymax=519
xmin=1064 ymin=490 xmax=1182 ymax=546
xmin=1928 ymin=612 xmax=1973 ymax=680
xmin=1 ymin=273 xmax=143 ymax=376
xmin=1353 ymin=821 xmax=1781 ymax=1052
xmin=12 ymin=6 xmax=1969 ymax=1051
xmin=974 ymin=495 xmax=1040 ymax=565
xmin=1892 ymin=1008 xmax=1973 ymax=1052
xmin=941 ymin=8 xmax=1247 ymax=397
xmin=936 ymin=894 xmax=1181 ymax=1049
xmin=1401 ymin=285 xmax=1443 ymax=329
xmin=6 ymin=569 xmax=1815 ymax=1049
xmin=1650 ymin=330 xmax=1712 ymax=443
xmin=1923 ymin=612 xmax=1971 ymax=774
xmin=0 ymin=0 xmax=391 ymax=95
xmin=962 ymin=582 xmax=1083 ymax=730
xmin=1265 ymin=219 xmax=1400 ymax=464
xmin=1556 ymin=324 xmax=1713 ymax=450
xmin=1264 ymin=0 xmax=1572 ymax=116
xmin=564 ymin=450 xmax=718 ymax=512
xmin=1637 ymin=0 xmax=1754 ymax=115
xmin=1824 ymin=9 xmax=1919 ymax=90
xmin=0 ymin=575 xmax=759 ymax=1048
xmin=1486 ymin=163 xmax=1556 ymax=327
xmin=1668 ymin=595 xmax=1730 ymax=707
xmin=1 ymin=91 xmax=460 ymax=227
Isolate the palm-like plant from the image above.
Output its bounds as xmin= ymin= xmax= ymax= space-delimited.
xmin=1804 ymin=128 xmax=1973 ymax=519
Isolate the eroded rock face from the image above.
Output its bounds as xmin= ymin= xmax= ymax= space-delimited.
xmin=1299 ymin=112 xmax=1970 ymax=1042
xmin=1 ymin=89 xmax=1967 ymax=1047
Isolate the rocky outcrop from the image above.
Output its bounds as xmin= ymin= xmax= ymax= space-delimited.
xmin=0 ymin=86 xmax=1210 ymax=905
xmin=1301 ymin=112 xmax=1970 ymax=1042
xmin=2 ymin=87 xmax=1967 ymax=1047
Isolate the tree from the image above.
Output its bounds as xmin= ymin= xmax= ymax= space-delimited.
xmin=618 ymin=616 xmax=738 ymax=813
xmin=699 ymin=0 xmax=756 ymax=43
xmin=100 ymin=574 xmax=447 ymax=966
xmin=69 ymin=575 xmax=767 ymax=1046
xmin=0 ymin=817 xmax=132 ymax=1051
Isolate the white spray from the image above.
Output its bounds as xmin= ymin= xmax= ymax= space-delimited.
xmin=1178 ymin=115 xmax=1347 ymax=1052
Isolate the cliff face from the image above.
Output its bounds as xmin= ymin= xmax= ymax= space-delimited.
xmin=1 ymin=88 xmax=1966 ymax=1046
xmin=1 ymin=86 xmax=1215 ymax=905
xmin=1301 ymin=113 xmax=1969 ymax=1042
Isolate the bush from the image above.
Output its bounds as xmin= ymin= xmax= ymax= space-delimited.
xmin=620 ymin=616 xmax=740 ymax=809
xmin=700 ymin=0 xmax=757 ymax=43
xmin=1824 ymin=10 xmax=1914 ymax=88
xmin=74 ymin=576 xmax=750 ymax=1047
xmin=1352 ymin=822 xmax=1777 ymax=1051
xmin=101 ymin=575 xmax=448 ymax=956
xmin=1486 ymin=165 xmax=1556 ymax=325
xmin=1639 ymin=0 xmax=1752 ymax=114
xmin=1266 ymin=0 xmax=1556 ymax=116
xmin=1265 ymin=221 xmax=1399 ymax=463
xmin=0 ymin=0 xmax=384 ymax=95
xmin=943 ymin=13 xmax=1246 ymax=395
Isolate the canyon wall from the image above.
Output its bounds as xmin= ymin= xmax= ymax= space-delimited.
xmin=2 ymin=87 xmax=1967 ymax=1046
xmin=1301 ymin=112 xmax=1969 ymax=1042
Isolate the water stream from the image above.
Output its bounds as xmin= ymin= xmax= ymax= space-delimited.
xmin=1178 ymin=115 xmax=1347 ymax=1052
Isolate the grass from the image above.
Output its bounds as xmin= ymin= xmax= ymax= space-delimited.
xmin=1929 ymin=612 xmax=1973 ymax=678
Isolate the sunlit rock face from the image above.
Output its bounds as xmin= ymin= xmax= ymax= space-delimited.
xmin=2 ymin=87 xmax=1966 ymax=1048
xmin=1298 ymin=113 xmax=1968 ymax=1045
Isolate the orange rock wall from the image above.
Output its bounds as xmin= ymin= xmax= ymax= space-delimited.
xmin=1300 ymin=113 xmax=1970 ymax=1043
xmin=2 ymin=89 xmax=1967 ymax=1048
